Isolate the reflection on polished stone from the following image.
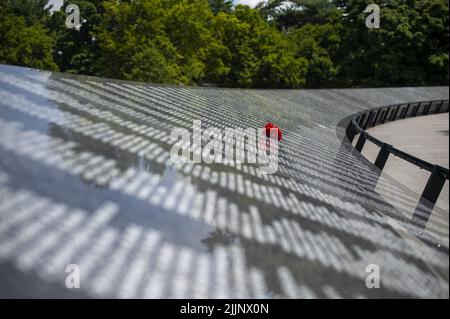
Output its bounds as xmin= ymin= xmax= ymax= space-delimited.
xmin=0 ymin=64 xmax=448 ymax=298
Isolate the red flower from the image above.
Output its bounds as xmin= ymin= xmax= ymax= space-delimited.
xmin=264 ymin=123 xmax=282 ymax=141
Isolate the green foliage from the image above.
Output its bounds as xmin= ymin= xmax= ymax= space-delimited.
xmin=336 ymin=0 xmax=449 ymax=87
xmin=288 ymin=23 xmax=341 ymax=87
xmin=209 ymin=5 xmax=307 ymax=88
xmin=93 ymin=0 xmax=220 ymax=84
xmin=48 ymin=0 xmax=103 ymax=75
xmin=3 ymin=0 xmax=51 ymax=25
xmin=208 ymin=0 xmax=235 ymax=14
xmin=0 ymin=0 xmax=448 ymax=88
xmin=0 ymin=6 xmax=58 ymax=71
xmin=257 ymin=0 xmax=340 ymax=30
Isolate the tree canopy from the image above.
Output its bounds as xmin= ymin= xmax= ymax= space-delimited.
xmin=0 ymin=0 xmax=448 ymax=88
xmin=0 ymin=1 xmax=58 ymax=71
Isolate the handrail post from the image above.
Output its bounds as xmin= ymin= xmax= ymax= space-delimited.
xmin=381 ymin=109 xmax=389 ymax=123
xmin=400 ymin=107 xmax=405 ymax=119
xmin=412 ymin=165 xmax=447 ymax=228
xmin=419 ymin=165 xmax=447 ymax=208
xmin=424 ymin=102 xmax=431 ymax=115
xmin=373 ymin=109 xmax=382 ymax=125
xmin=358 ymin=114 xmax=366 ymax=126
xmin=355 ymin=133 xmax=366 ymax=152
xmin=391 ymin=104 xmax=401 ymax=120
xmin=412 ymin=103 xmax=419 ymax=117
xmin=403 ymin=103 xmax=410 ymax=119
xmin=363 ymin=111 xmax=374 ymax=130
xmin=435 ymin=101 xmax=444 ymax=114
xmin=374 ymin=143 xmax=391 ymax=171
xmin=347 ymin=121 xmax=356 ymax=143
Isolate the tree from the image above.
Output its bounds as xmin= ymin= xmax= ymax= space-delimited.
xmin=288 ymin=23 xmax=341 ymax=87
xmin=93 ymin=0 xmax=224 ymax=85
xmin=209 ymin=5 xmax=307 ymax=88
xmin=0 ymin=5 xmax=58 ymax=71
xmin=336 ymin=0 xmax=449 ymax=87
xmin=257 ymin=0 xmax=340 ymax=30
xmin=46 ymin=0 xmax=103 ymax=75
xmin=3 ymin=0 xmax=51 ymax=25
xmin=0 ymin=0 xmax=447 ymax=88
xmin=208 ymin=0 xmax=235 ymax=14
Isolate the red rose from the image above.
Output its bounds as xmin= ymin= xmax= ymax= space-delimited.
xmin=264 ymin=123 xmax=282 ymax=141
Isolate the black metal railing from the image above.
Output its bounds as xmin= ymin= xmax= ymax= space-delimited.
xmin=346 ymin=99 xmax=449 ymax=214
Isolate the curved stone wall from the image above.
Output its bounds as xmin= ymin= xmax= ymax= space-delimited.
xmin=0 ymin=64 xmax=448 ymax=298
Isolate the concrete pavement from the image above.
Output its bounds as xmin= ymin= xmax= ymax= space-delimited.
xmin=356 ymin=113 xmax=449 ymax=234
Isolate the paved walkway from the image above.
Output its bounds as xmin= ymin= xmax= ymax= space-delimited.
xmin=355 ymin=113 xmax=449 ymax=232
